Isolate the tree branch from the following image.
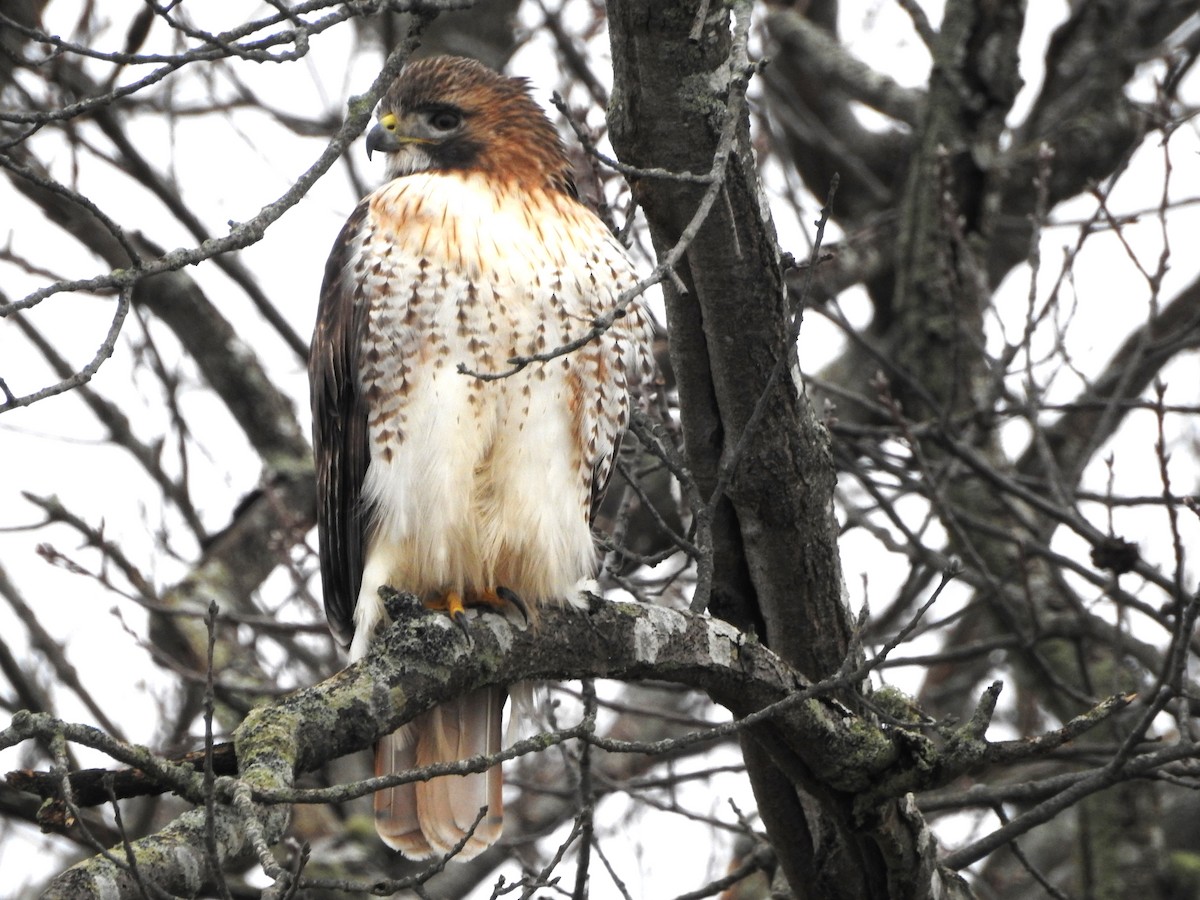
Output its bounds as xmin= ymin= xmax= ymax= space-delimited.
xmin=22 ymin=591 xmax=1147 ymax=896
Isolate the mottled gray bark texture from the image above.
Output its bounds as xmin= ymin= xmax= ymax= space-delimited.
xmin=603 ymin=3 xmax=973 ymax=898
xmin=38 ymin=598 xmax=990 ymax=898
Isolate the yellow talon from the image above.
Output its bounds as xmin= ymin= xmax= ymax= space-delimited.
xmin=423 ymin=588 xmax=526 ymax=636
xmin=464 ymin=587 xmax=526 ymax=617
xmin=426 ymin=590 xmax=471 ymax=642
xmin=423 ymin=590 xmax=466 ymax=613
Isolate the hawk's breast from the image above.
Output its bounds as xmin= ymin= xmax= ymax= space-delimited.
xmin=342 ymin=172 xmax=650 ymax=602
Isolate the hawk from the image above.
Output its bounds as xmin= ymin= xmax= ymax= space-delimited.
xmin=310 ymin=56 xmax=654 ymax=859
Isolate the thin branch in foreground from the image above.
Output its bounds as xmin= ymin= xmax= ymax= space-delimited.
xmin=990 ymin=803 xmax=1072 ymax=900
xmin=669 ymin=843 xmax=773 ymax=900
xmin=202 ymin=602 xmax=233 ymax=900
xmin=941 ymin=725 xmax=1200 ymax=870
xmin=572 ymin=680 xmax=598 ymax=900
xmin=548 ymin=90 xmax=714 ymax=185
xmin=296 ymin=809 xmax=488 ymax=895
xmin=106 ymin=777 xmax=165 ymax=900
xmin=0 ymin=288 xmax=131 ymax=411
xmin=519 ymin=815 xmax=585 ymax=900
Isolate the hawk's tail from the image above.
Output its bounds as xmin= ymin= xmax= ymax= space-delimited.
xmin=374 ymin=685 xmax=504 ymax=860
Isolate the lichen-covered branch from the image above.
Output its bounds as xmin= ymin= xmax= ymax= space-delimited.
xmin=29 ymin=596 xmax=1040 ymax=897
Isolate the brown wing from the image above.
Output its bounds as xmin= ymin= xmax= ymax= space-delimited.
xmin=310 ymin=200 xmax=371 ymax=649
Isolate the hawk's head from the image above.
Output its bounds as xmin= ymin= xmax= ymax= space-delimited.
xmin=366 ymin=56 xmax=573 ymax=194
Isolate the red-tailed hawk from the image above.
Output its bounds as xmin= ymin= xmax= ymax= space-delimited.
xmin=310 ymin=56 xmax=654 ymax=859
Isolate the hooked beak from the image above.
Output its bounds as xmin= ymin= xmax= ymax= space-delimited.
xmin=366 ymin=120 xmax=402 ymax=160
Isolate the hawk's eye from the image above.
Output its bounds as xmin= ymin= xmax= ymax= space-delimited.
xmin=428 ymin=109 xmax=462 ymax=132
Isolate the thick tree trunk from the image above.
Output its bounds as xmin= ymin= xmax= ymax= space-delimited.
xmin=604 ymin=3 xmax=971 ymax=897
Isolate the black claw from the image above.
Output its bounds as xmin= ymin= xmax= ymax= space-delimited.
xmin=496 ymin=586 xmax=529 ymax=623
xmin=452 ymin=609 xmax=474 ymax=645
